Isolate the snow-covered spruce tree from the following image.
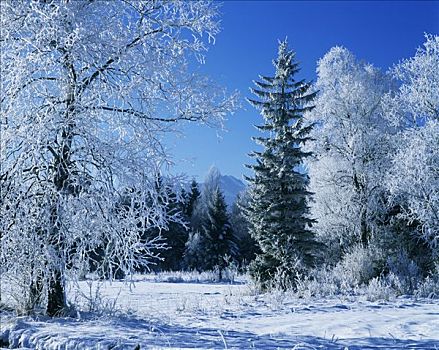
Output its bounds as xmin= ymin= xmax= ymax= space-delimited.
xmin=245 ymin=40 xmax=319 ymax=290
xmin=0 ymin=1 xmax=236 ymax=316
xmin=306 ymin=47 xmax=392 ymax=263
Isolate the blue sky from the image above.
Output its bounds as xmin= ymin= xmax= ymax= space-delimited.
xmin=167 ymin=1 xmax=439 ymax=181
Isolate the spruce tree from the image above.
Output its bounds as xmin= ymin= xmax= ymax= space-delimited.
xmin=245 ymin=40 xmax=319 ymax=290
xmin=201 ymin=187 xmax=237 ymax=280
xmin=184 ymin=170 xmax=238 ymax=278
xmin=184 ymin=179 xmax=201 ymax=219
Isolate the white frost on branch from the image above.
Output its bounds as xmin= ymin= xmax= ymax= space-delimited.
xmin=306 ymin=46 xmax=393 ymax=256
xmin=384 ymin=33 xmax=439 ymax=127
xmin=384 ymin=34 xmax=439 ymax=253
xmin=386 ymin=121 xmax=439 ymax=251
xmin=0 ymin=0 xmax=237 ymax=314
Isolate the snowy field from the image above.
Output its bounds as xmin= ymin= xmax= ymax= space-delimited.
xmin=1 ymin=275 xmax=439 ymax=349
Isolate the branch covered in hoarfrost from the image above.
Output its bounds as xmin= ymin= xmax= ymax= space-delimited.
xmin=0 ymin=0 xmax=237 ymax=315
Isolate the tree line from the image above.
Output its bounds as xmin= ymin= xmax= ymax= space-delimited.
xmin=131 ymin=169 xmax=258 ymax=279
xmin=244 ymin=36 xmax=439 ymax=292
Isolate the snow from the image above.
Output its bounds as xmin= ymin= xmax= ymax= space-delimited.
xmin=2 ymin=276 xmax=439 ymax=349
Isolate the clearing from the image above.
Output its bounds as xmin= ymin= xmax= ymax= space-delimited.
xmin=1 ymin=275 xmax=438 ymax=349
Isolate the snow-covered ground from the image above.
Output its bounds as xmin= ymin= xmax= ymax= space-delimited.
xmin=1 ymin=275 xmax=439 ymax=349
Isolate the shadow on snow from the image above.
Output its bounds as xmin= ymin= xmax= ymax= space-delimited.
xmin=2 ymin=313 xmax=438 ymax=349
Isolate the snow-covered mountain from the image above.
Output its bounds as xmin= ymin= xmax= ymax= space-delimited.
xmin=218 ymin=175 xmax=246 ymax=208
xmin=195 ymin=174 xmax=245 ymax=208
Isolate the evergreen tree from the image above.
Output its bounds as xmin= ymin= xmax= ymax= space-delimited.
xmin=202 ymin=187 xmax=237 ymax=280
xmin=200 ymin=187 xmax=238 ymax=280
xmin=245 ymin=40 xmax=320 ymax=290
xmin=184 ymin=179 xmax=201 ymax=219
xmin=183 ymin=168 xmax=237 ymax=277
xmin=182 ymin=179 xmax=203 ymax=271
xmin=231 ymin=191 xmax=259 ymax=269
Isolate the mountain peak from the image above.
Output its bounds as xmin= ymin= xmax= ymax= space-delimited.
xmin=218 ymin=174 xmax=246 ymax=208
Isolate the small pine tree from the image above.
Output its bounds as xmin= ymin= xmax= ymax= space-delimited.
xmin=184 ymin=179 xmax=201 ymax=219
xmin=183 ymin=168 xmax=238 ymax=278
xmin=245 ymin=40 xmax=320 ymax=290
xmin=201 ymin=187 xmax=238 ymax=280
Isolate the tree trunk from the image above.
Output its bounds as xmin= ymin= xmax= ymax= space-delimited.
xmin=29 ymin=271 xmax=44 ymax=312
xmin=47 ymin=269 xmax=65 ymax=316
xmin=46 ymin=62 xmax=75 ymax=315
xmin=46 ymin=203 xmax=67 ymax=316
xmin=360 ymin=207 xmax=369 ymax=246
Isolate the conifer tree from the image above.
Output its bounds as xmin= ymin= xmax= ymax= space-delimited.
xmin=245 ymin=40 xmax=319 ymax=290
xmin=231 ymin=192 xmax=259 ymax=268
xmin=200 ymin=187 xmax=238 ymax=280
xmin=183 ymin=169 xmax=238 ymax=277
xmin=184 ymin=179 xmax=202 ymax=219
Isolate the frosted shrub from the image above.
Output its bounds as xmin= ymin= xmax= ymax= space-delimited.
xmin=387 ymin=250 xmax=422 ymax=293
xmin=70 ymin=280 xmax=122 ymax=317
xmin=363 ymin=277 xmax=396 ymax=302
xmin=295 ymin=268 xmax=340 ymax=298
xmin=415 ymin=276 xmax=439 ymax=299
xmin=3 ymin=273 xmax=47 ymax=315
xmin=293 ymin=245 xmax=385 ymax=298
xmin=415 ymin=264 xmax=439 ymax=298
xmin=331 ymin=245 xmax=383 ymax=290
xmin=151 ymin=268 xmax=242 ymax=284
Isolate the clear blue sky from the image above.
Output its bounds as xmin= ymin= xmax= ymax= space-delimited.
xmin=167 ymin=1 xmax=439 ymax=181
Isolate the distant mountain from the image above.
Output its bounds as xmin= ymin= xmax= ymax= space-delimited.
xmin=218 ymin=175 xmax=246 ymax=208
xmin=194 ymin=174 xmax=245 ymax=209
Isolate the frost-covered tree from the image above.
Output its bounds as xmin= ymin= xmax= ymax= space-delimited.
xmin=245 ymin=40 xmax=319 ymax=289
xmin=0 ymin=0 xmax=236 ymax=316
xmin=387 ymin=123 xmax=439 ymax=254
xmin=143 ymin=175 xmax=188 ymax=272
xmin=385 ymin=34 xmax=439 ymax=256
xmin=189 ymin=167 xmax=221 ymax=236
xmin=306 ymin=47 xmax=392 ymax=260
xmin=384 ymin=33 xmax=439 ymax=127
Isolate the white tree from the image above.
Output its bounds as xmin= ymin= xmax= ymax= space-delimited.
xmin=384 ymin=33 xmax=439 ymax=127
xmin=385 ymin=34 xmax=439 ymax=254
xmin=386 ymin=122 xmax=439 ymax=252
xmin=0 ymin=0 xmax=236 ymax=316
xmin=306 ymin=47 xmax=392 ymax=258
